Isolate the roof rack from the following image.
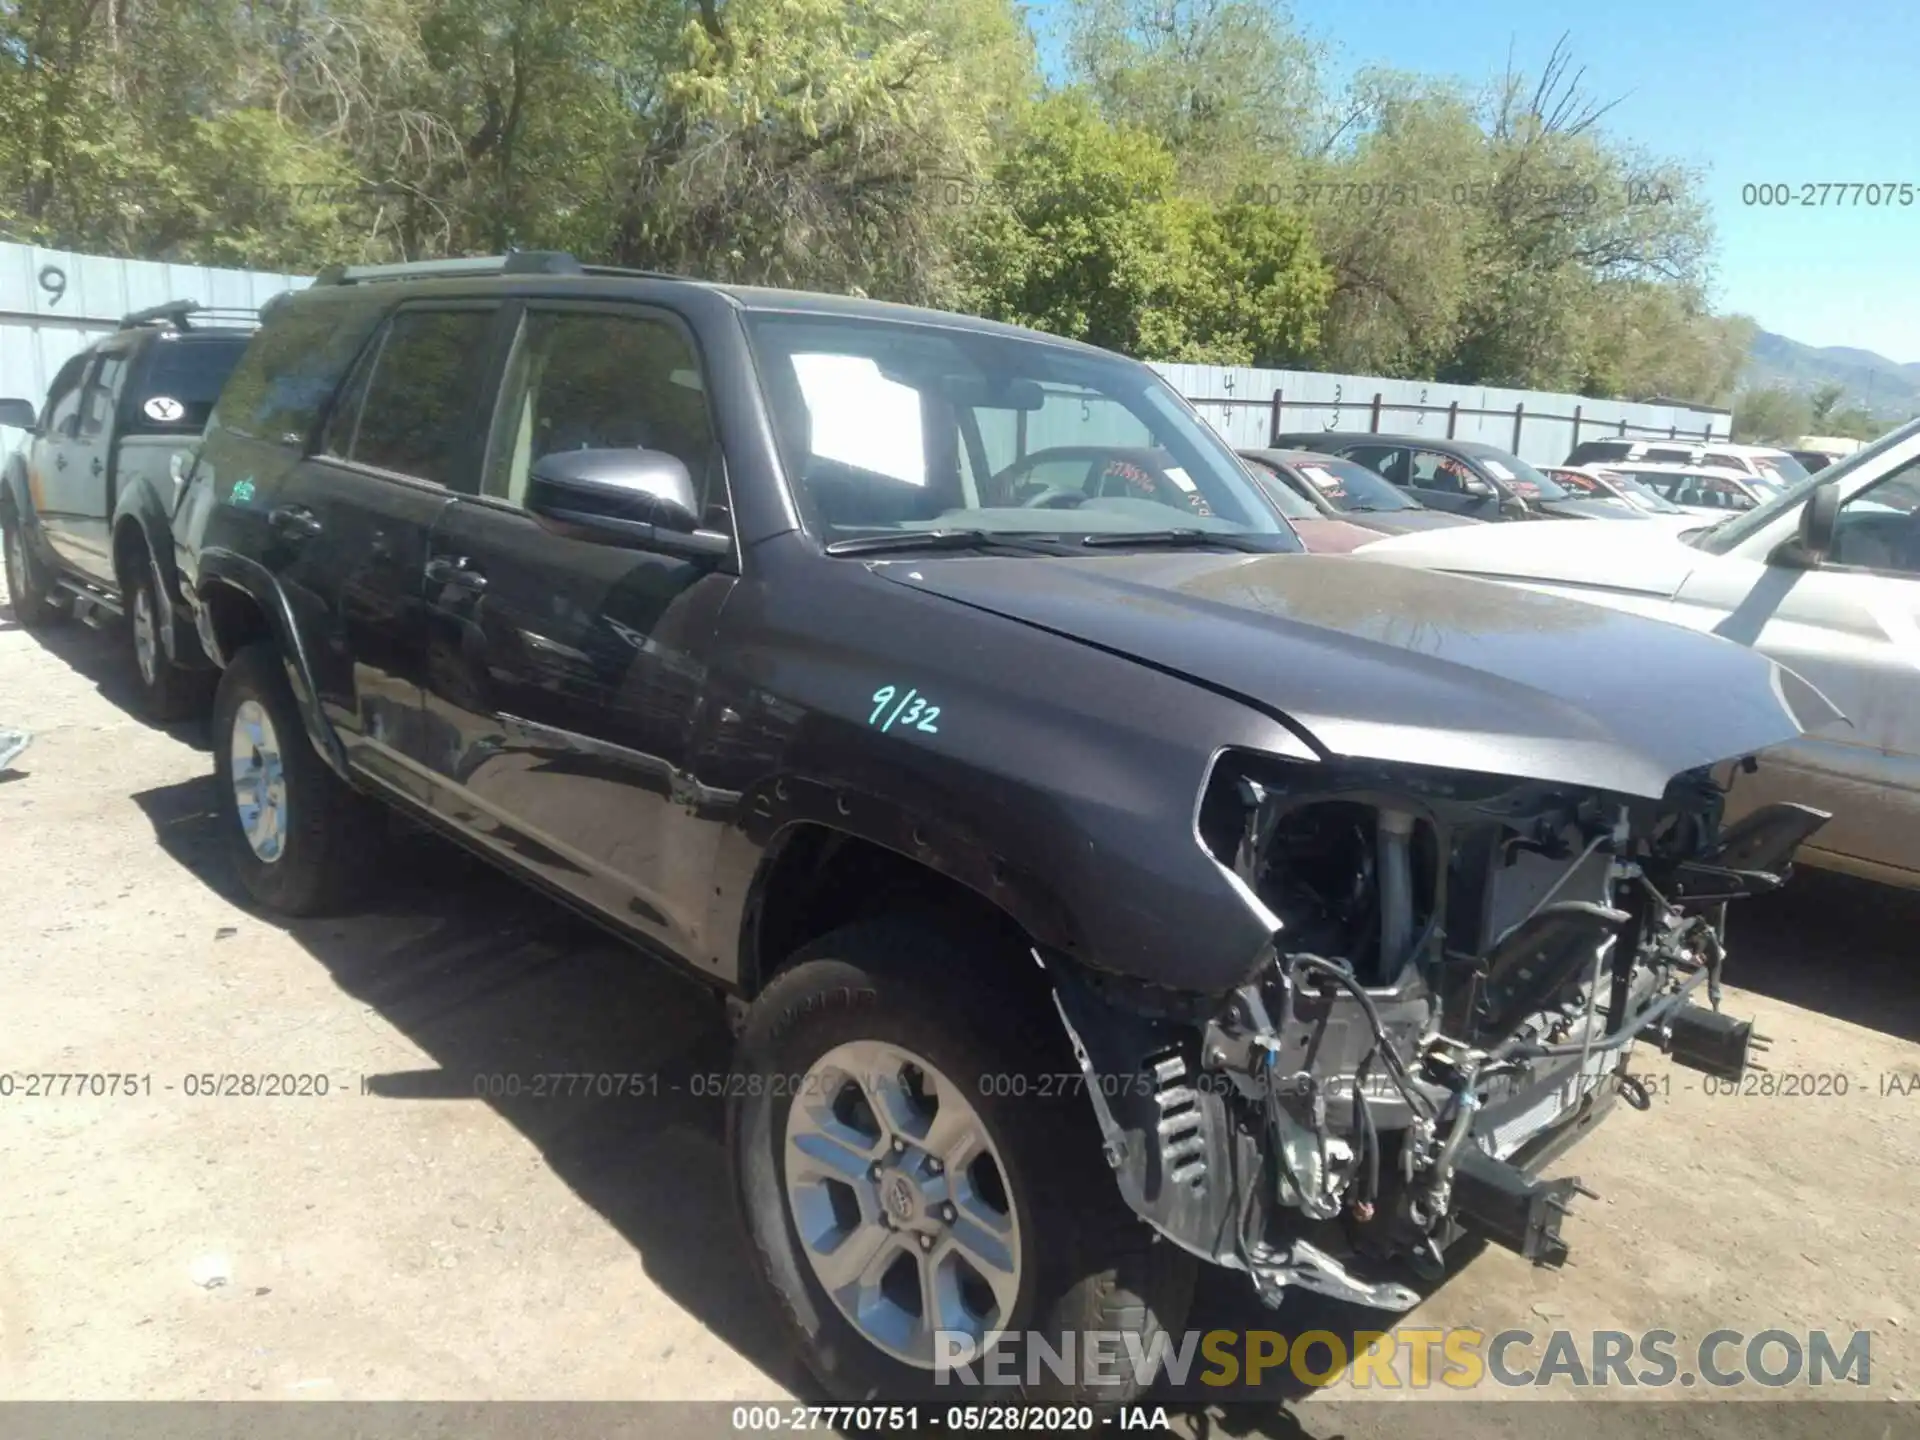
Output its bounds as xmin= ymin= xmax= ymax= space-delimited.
xmin=118 ymin=300 xmax=260 ymax=332
xmin=310 ymin=249 xmax=687 ymax=287
xmin=312 ymin=250 xmax=585 ymax=286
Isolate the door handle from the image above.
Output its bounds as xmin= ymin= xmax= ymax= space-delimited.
xmin=425 ymin=555 xmax=488 ymax=592
xmin=90 ymin=456 xmax=103 ymax=477
xmin=269 ymin=504 xmax=323 ymax=539
xmin=54 ymin=454 xmax=67 ymax=471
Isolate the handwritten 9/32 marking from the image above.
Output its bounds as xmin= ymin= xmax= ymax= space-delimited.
xmin=869 ymin=684 xmax=940 ymax=734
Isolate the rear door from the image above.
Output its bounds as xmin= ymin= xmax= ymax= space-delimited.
xmin=418 ymin=300 xmax=737 ymax=957
xmin=270 ymin=301 xmax=505 ymax=801
xmin=57 ymin=343 xmax=135 ymax=576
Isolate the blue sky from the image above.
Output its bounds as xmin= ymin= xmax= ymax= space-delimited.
xmin=1033 ymin=0 xmax=1917 ymax=362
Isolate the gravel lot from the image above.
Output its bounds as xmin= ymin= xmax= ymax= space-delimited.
xmin=2 ymin=570 xmax=1917 ymax=1438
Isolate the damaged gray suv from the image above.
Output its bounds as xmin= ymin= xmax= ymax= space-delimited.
xmin=173 ymin=252 xmax=1837 ymax=1406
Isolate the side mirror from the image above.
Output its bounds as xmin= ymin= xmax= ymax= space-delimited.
xmin=0 ymin=398 xmax=35 ymax=431
xmin=1460 ymin=476 xmax=1496 ymax=497
xmin=1773 ymin=483 xmax=1840 ymax=569
xmin=525 ymin=448 xmax=731 ymax=558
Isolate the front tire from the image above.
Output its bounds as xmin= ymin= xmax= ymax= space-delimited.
xmin=730 ymin=919 xmax=1195 ymax=1408
xmin=3 ymin=507 xmax=62 ymax=629
xmin=212 ymin=642 xmax=380 ymax=915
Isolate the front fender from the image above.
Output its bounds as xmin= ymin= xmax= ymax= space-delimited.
xmin=192 ymin=547 xmax=348 ymax=778
xmin=2 ymin=457 xmax=48 ymax=549
xmin=716 ymin=783 xmax=1088 ymax=993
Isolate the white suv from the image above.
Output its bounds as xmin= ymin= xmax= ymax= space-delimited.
xmin=1565 ymin=438 xmax=1808 ymax=488
xmin=1360 ymin=420 xmax=1920 ymax=888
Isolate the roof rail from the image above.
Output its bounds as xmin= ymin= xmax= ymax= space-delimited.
xmin=118 ymin=300 xmax=260 ymax=332
xmin=311 ymin=250 xmax=586 ymax=286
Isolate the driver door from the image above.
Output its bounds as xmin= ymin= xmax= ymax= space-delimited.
xmin=419 ymin=300 xmax=738 ymax=957
xmin=30 ymin=353 xmax=97 ymax=569
xmin=1674 ymin=457 xmax=1920 ymax=881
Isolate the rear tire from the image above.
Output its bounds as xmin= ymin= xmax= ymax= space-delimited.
xmin=3 ymin=507 xmax=62 ymax=630
xmin=212 ymin=642 xmax=381 ymax=916
xmin=130 ymin=556 xmax=213 ymax=722
xmin=730 ymin=918 xmax=1195 ymax=1408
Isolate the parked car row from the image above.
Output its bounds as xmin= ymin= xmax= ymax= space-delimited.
xmin=0 ymin=255 xmax=1859 ymax=1407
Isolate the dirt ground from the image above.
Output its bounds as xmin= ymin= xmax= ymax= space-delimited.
xmin=2 ymin=571 xmax=1918 ymax=1439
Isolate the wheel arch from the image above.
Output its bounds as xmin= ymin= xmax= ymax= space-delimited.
xmin=728 ymin=804 xmax=1078 ymax=1012
xmin=193 ymin=549 xmax=349 ymax=778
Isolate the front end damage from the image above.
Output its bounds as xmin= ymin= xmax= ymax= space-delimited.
xmin=1048 ymin=751 xmax=1830 ymax=1311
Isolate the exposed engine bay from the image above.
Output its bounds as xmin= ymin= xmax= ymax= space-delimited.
xmin=1049 ymin=750 xmax=1831 ymax=1311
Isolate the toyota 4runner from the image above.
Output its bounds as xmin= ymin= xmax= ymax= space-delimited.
xmin=173 ymin=251 xmax=1836 ymax=1405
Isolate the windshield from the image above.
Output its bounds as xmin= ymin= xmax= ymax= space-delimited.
xmin=1281 ymin=454 xmax=1417 ymax=511
xmin=1477 ymin=451 xmax=1569 ymax=501
xmin=1239 ymin=459 xmax=1321 ymax=519
xmin=1605 ymin=473 xmax=1683 ymax=514
xmin=1547 ymin=467 xmax=1639 ymax=510
xmin=1752 ymin=452 xmax=1810 ymax=485
xmin=1693 ymin=417 xmax=1920 ymax=554
xmin=745 ymin=313 xmax=1296 ymax=548
xmin=1618 ymin=469 xmax=1756 ymax=513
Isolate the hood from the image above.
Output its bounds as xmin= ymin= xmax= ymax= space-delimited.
xmin=1534 ymin=496 xmax=1646 ymax=521
xmin=872 ymin=551 xmax=1838 ymax=799
xmin=1344 ymin=508 xmax=1483 ymax=536
xmin=1288 ymin=516 xmax=1383 ymax=554
xmin=1357 ymin=514 xmax=1706 ymax=599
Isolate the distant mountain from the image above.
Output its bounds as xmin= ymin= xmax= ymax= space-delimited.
xmin=1743 ymin=330 xmax=1920 ymax=420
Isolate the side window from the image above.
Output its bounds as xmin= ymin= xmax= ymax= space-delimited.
xmin=1343 ymin=445 xmax=1405 ymax=485
xmin=1409 ymin=449 xmax=1474 ymax=493
xmin=350 ymin=308 xmax=498 ymax=489
xmin=213 ymin=294 xmax=387 ymax=447
xmin=41 ymin=355 xmax=90 ymax=437
xmin=1831 ymin=459 xmax=1920 ymax=576
xmin=319 ymin=329 xmax=384 ymax=462
xmin=77 ymin=353 xmax=128 ymax=438
xmin=483 ymin=309 xmax=720 ymax=517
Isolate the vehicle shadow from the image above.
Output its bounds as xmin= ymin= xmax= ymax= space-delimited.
xmin=1723 ymin=865 xmax=1920 ymax=1045
xmin=130 ymin=768 xmax=1501 ymax=1423
xmin=130 ymin=770 xmax=811 ymax=1397
xmin=0 ymin=605 xmax=212 ymax=751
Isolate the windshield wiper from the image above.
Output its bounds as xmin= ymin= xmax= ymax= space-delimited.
xmin=823 ymin=529 xmax=1072 ymax=557
xmin=1074 ymin=528 xmax=1286 ymax=552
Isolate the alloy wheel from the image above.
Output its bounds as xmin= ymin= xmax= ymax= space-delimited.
xmin=782 ymin=1039 xmax=1022 ymax=1369
xmin=229 ymin=698 xmax=289 ymax=862
xmin=132 ymin=581 xmax=159 ymax=685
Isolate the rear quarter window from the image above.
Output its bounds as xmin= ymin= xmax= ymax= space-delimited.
xmin=210 ymin=293 xmax=387 ymax=449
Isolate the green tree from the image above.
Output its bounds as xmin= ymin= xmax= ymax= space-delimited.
xmin=1064 ymin=0 xmax=1323 ymax=196
xmin=1732 ymin=387 xmax=1813 ymax=444
xmin=956 ymin=92 xmax=1328 ymax=363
